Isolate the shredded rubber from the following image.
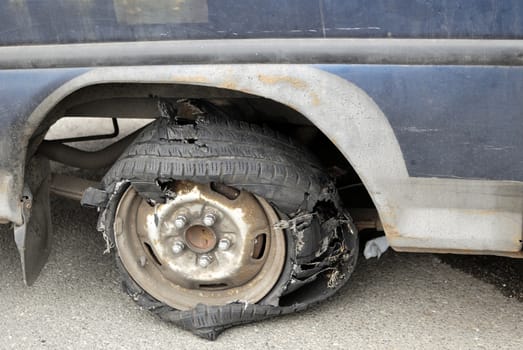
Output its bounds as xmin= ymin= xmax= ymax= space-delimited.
xmin=94 ymin=112 xmax=358 ymax=340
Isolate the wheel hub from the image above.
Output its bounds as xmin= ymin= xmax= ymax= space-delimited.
xmin=184 ymin=225 xmax=217 ymax=253
xmin=114 ymin=181 xmax=286 ymax=310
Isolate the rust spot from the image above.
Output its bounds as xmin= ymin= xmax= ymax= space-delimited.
xmin=393 ymin=246 xmax=523 ymax=258
xmin=310 ymin=92 xmax=321 ymax=106
xmin=257 ymin=75 xmax=308 ymax=90
xmin=382 ymin=223 xmax=401 ymax=237
xmin=171 ymin=180 xmax=198 ymax=195
xmin=185 ymin=225 xmax=217 ymax=253
xmin=220 ymin=81 xmax=237 ymax=90
xmin=176 ymin=75 xmax=209 ymax=84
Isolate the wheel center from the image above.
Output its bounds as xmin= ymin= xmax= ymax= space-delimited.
xmin=184 ymin=225 xmax=217 ymax=253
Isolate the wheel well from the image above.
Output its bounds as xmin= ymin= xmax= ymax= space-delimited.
xmin=34 ymin=82 xmax=375 ymax=210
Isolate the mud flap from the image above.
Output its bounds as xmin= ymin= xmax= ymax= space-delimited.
xmin=13 ymin=156 xmax=52 ymax=286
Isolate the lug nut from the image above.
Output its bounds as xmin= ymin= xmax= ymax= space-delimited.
xmin=218 ymin=238 xmax=231 ymax=251
xmin=202 ymin=213 xmax=216 ymax=226
xmin=174 ymin=215 xmax=187 ymax=229
xmin=198 ymin=255 xmax=213 ymax=268
xmin=172 ymin=241 xmax=185 ymax=254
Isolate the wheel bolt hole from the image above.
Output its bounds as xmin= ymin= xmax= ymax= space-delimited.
xmin=198 ymin=283 xmax=228 ymax=290
xmin=143 ymin=242 xmax=162 ymax=266
xmin=210 ymin=182 xmax=240 ymax=200
xmin=252 ymin=233 xmax=267 ymax=260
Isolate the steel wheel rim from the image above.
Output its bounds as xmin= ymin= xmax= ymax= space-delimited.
xmin=114 ymin=181 xmax=286 ymax=310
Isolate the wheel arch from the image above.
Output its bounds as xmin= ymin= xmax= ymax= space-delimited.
xmin=17 ymin=65 xmax=408 ymax=238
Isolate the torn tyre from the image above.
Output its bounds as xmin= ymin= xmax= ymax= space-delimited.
xmin=94 ymin=115 xmax=358 ymax=340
